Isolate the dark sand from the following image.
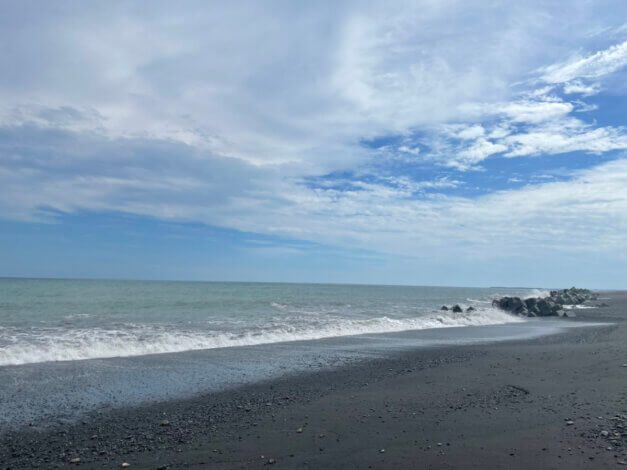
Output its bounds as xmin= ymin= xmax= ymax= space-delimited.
xmin=1 ymin=292 xmax=626 ymax=469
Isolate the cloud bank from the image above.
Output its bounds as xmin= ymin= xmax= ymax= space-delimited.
xmin=1 ymin=0 xmax=627 ymax=269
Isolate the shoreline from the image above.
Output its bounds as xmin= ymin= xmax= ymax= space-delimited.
xmin=1 ymin=292 xmax=626 ymax=468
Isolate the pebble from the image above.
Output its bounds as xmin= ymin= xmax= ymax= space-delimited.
xmin=70 ymin=457 xmax=81 ymax=464
xmin=566 ymin=420 xmax=574 ymax=425
xmin=296 ymin=428 xmax=303 ymax=433
xmin=601 ymin=430 xmax=609 ymax=437
xmin=379 ymin=449 xmax=385 ymax=453
xmin=121 ymin=463 xmax=130 ymax=468
xmin=161 ymin=420 xmax=170 ymax=426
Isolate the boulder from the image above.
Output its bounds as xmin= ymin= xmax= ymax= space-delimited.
xmin=440 ymin=305 xmax=449 ymax=311
xmin=535 ymin=298 xmax=556 ymax=316
xmin=512 ymin=297 xmax=528 ymax=315
xmin=506 ymin=297 xmax=528 ymax=315
xmin=524 ymin=298 xmax=537 ymax=309
xmin=466 ymin=306 xmax=475 ymax=312
xmin=524 ymin=298 xmax=540 ymax=315
xmin=561 ymin=293 xmax=574 ymax=304
xmin=452 ymin=304 xmax=463 ymax=313
xmin=492 ymin=296 xmax=528 ymax=315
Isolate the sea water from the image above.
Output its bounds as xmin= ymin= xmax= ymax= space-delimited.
xmin=0 ymin=278 xmax=543 ymax=366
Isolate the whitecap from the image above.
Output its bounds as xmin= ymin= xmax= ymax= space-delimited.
xmin=0 ymin=307 xmax=525 ymax=366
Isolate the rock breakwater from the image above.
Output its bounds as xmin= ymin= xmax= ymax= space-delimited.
xmin=492 ymin=287 xmax=597 ymax=317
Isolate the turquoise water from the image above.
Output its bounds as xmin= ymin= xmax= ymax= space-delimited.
xmin=0 ymin=278 xmax=540 ymax=366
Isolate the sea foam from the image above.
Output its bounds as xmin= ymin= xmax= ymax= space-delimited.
xmin=0 ymin=307 xmax=524 ymax=366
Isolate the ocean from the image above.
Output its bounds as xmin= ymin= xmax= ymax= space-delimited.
xmin=0 ymin=278 xmax=578 ymax=431
xmin=0 ymin=278 xmax=545 ymax=367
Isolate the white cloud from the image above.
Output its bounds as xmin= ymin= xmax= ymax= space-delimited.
xmin=398 ymin=145 xmax=420 ymax=155
xmin=562 ymin=80 xmax=601 ymax=96
xmin=461 ymin=100 xmax=573 ymax=124
xmin=450 ymin=138 xmax=507 ymax=169
xmin=540 ymin=40 xmax=627 ymax=83
xmin=1 ymin=1 xmax=622 ymax=172
xmin=417 ymin=40 xmax=627 ymax=168
xmin=504 ymin=122 xmax=627 ymax=157
xmin=2 ymin=125 xmax=625 ymax=260
xmin=0 ymin=1 xmax=627 ymax=268
xmin=456 ymin=125 xmax=485 ymax=140
xmin=234 ymin=158 xmax=627 ymax=258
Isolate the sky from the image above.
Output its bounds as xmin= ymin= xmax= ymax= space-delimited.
xmin=1 ymin=1 xmax=626 ymax=288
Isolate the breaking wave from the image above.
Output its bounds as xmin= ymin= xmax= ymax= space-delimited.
xmin=522 ymin=289 xmax=551 ymax=299
xmin=0 ymin=307 xmax=524 ymax=366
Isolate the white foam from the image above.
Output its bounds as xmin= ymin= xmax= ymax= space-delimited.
xmin=522 ymin=289 xmax=551 ymax=299
xmin=0 ymin=308 xmax=525 ymax=366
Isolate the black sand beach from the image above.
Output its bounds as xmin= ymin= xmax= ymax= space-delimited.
xmin=2 ymin=292 xmax=626 ymax=469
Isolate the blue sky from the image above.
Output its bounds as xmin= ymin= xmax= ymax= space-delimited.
xmin=1 ymin=1 xmax=626 ymax=288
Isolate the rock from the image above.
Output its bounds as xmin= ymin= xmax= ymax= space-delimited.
xmin=70 ymin=458 xmax=81 ymax=464
xmin=296 ymin=428 xmax=303 ymax=433
xmin=121 ymin=464 xmax=131 ymax=468
xmin=267 ymin=458 xmax=276 ymax=464
xmin=161 ymin=420 xmax=170 ymax=426
xmin=452 ymin=305 xmax=463 ymax=313
xmin=562 ymin=293 xmax=574 ymax=304
xmin=524 ymin=298 xmax=537 ymax=309
xmin=535 ymin=299 xmax=556 ymax=316
xmin=524 ymin=298 xmax=540 ymax=316
xmin=495 ymin=296 xmax=528 ymax=315
xmin=601 ymin=430 xmax=609 ymax=437
xmin=440 ymin=306 xmax=449 ymax=311
xmin=566 ymin=420 xmax=574 ymax=425
xmin=510 ymin=297 xmax=528 ymax=314
xmin=379 ymin=449 xmax=386 ymax=453
xmin=466 ymin=306 xmax=475 ymax=312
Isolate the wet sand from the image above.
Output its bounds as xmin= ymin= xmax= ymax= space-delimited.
xmin=1 ymin=292 xmax=625 ymax=469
